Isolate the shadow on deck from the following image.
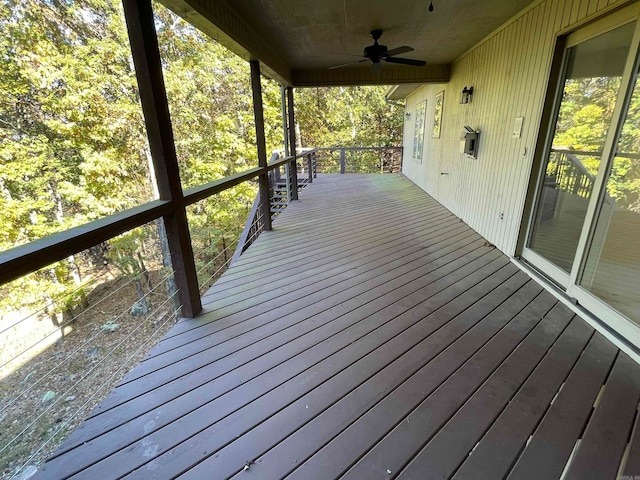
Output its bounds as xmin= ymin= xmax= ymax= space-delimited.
xmin=35 ymin=174 xmax=640 ymax=480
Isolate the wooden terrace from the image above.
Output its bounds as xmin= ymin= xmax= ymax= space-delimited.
xmin=35 ymin=174 xmax=640 ymax=480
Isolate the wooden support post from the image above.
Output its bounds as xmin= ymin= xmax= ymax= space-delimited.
xmin=281 ymin=87 xmax=291 ymax=201
xmin=281 ymin=86 xmax=289 ymax=157
xmin=340 ymin=149 xmax=346 ymax=174
xmin=122 ymin=0 xmax=201 ymax=318
xmin=286 ymin=87 xmax=299 ymax=200
xmin=250 ymin=60 xmax=273 ymax=231
xmin=307 ymin=154 xmax=313 ymax=183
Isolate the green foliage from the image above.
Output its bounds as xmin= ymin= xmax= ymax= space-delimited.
xmin=106 ymin=228 xmax=147 ymax=278
xmin=551 ymin=75 xmax=640 ymax=213
xmin=0 ymin=0 xmax=403 ymax=321
xmin=0 ymin=0 xmax=153 ymax=243
xmin=296 ymin=86 xmax=402 ymax=148
xmin=61 ymin=286 xmax=88 ymax=316
xmin=153 ymin=3 xmax=284 ymax=186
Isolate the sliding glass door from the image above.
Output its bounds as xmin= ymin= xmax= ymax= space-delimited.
xmin=578 ymin=65 xmax=640 ymax=324
xmin=522 ymin=5 xmax=640 ymax=339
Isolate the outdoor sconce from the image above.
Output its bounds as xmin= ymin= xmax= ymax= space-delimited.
xmin=405 ymin=112 xmax=411 ymax=120
xmin=460 ymin=86 xmax=474 ymax=104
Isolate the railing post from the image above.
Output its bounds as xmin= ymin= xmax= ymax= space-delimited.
xmin=285 ymin=162 xmax=292 ymax=202
xmin=286 ymin=87 xmax=299 ymax=200
xmin=574 ymin=172 xmax=582 ymax=195
xmin=307 ymin=153 xmax=313 ymax=183
xmin=313 ymin=151 xmax=317 ymax=178
xmin=122 ymin=0 xmax=201 ymax=318
xmin=340 ymin=149 xmax=346 ymax=174
xmin=250 ymin=60 xmax=272 ymax=231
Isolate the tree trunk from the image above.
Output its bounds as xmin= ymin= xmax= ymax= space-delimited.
xmin=156 ymin=218 xmax=179 ymax=317
xmin=137 ymin=251 xmax=153 ymax=291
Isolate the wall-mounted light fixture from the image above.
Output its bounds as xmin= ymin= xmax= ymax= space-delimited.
xmin=405 ymin=112 xmax=411 ymax=120
xmin=460 ymin=86 xmax=474 ymax=104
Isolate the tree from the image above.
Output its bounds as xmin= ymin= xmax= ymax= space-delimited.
xmin=295 ymin=86 xmax=402 ymax=149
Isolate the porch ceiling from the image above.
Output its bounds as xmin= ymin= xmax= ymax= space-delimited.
xmin=159 ymin=0 xmax=539 ymax=86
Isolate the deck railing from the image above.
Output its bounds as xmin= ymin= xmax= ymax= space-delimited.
xmin=313 ymin=146 xmax=403 ymax=174
xmin=548 ymin=149 xmax=597 ymax=198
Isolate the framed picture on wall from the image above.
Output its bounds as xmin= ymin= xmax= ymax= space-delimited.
xmin=413 ymin=100 xmax=426 ymax=163
xmin=433 ymin=91 xmax=444 ymax=138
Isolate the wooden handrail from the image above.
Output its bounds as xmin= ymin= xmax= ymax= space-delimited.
xmin=0 ymin=146 xmax=398 ymax=293
xmin=184 ymin=167 xmax=263 ymax=205
xmin=0 ymin=200 xmax=172 ymax=285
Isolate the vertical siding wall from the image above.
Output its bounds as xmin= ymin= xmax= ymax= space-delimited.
xmin=402 ymin=0 xmax=631 ymax=256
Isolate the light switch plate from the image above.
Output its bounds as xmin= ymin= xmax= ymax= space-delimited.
xmin=513 ymin=117 xmax=524 ymax=139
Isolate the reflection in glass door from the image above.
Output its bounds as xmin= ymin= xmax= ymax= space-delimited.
xmin=579 ymin=66 xmax=640 ymax=324
xmin=527 ymin=23 xmax=635 ymax=276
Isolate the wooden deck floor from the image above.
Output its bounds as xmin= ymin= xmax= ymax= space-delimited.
xmin=35 ymin=174 xmax=640 ymax=480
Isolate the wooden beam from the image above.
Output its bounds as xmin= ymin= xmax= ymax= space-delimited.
xmin=291 ymin=64 xmax=450 ymax=87
xmin=183 ymin=167 xmax=262 ymax=205
xmin=286 ymin=86 xmax=298 ymax=200
xmin=122 ymin=0 xmax=201 ymax=318
xmin=250 ymin=60 xmax=273 ymax=231
xmin=281 ymin=86 xmax=289 ymax=157
xmin=0 ymin=164 xmax=272 ymax=290
xmin=0 ymin=201 xmax=171 ymax=285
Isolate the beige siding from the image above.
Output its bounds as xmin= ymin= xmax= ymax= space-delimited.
xmin=402 ymin=0 xmax=633 ymax=255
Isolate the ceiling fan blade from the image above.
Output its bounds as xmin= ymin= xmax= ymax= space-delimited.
xmin=333 ymin=52 xmax=368 ymax=57
xmin=385 ymin=46 xmax=414 ymax=57
xmin=385 ymin=56 xmax=426 ymax=67
xmin=328 ymin=58 xmax=368 ymax=70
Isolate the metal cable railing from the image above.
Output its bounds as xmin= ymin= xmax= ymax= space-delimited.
xmin=6 ymin=293 xmax=182 ymax=480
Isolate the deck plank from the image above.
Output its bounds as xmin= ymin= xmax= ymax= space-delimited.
xmin=623 ymin=414 xmax=640 ymax=478
xmin=402 ymin=316 xmax=592 ymax=480
xmin=45 ymin=251 xmax=503 ymax=475
xmin=125 ymin=227 xmax=475 ymax=377
xmin=153 ymin=221 xmax=470 ymax=353
xmin=65 ymin=236 xmax=485 ymax=451
xmin=452 ymin=322 xmax=594 ymax=480
xmin=225 ymin=270 xmax=532 ymax=480
xmin=33 ymin=174 xmax=640 ymax=480
xmin=57 ymin=255 xmax=508 ymax=478
xmin=506 ymin=332 xmax=619 ymax=480
xmin=340 ymin=301 xmax=572 ymax=480
xmin=564 ymin=352 xmax=640 ymax=480
xmin=286 ymin=282 xmax=553 ymax=480
xmin=83 ymin=235 xmax=485 ymax=422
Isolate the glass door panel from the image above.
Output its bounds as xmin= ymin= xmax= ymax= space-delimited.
xmin=527 ymin=23 xmax=635 ymax=276
xmin=579 ymin=67 xmax=640 ymax=323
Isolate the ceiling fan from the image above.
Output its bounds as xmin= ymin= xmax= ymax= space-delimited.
xmin=329 ymin=29 xmax=426 ymax=72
